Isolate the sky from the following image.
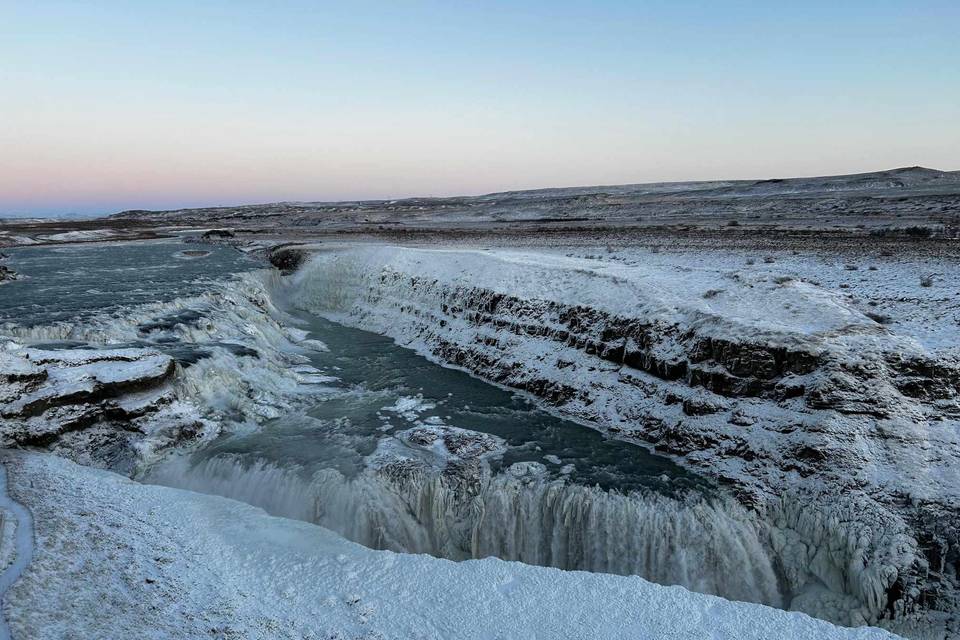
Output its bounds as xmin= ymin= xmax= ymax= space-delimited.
xmin=1 ymin=1 xmax=958 ymax=217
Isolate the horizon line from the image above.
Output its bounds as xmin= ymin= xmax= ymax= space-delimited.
xmin=3 ymin=164 xmax=957 ymax=221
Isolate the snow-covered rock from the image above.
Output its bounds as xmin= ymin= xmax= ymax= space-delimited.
xmin=0 ymin=343 xmax=203 ymax=470
xmin=1 ymin=346 xmax=175 ymax=428
xmin=0 ymin=233 xmax=39 ymax=247
xmin=287 ymin=244 xmax=960 ymax=628
xmin=35 ymin=229 xmax=117 ymax=243
xmin=396 ymin=424 xmax=507 ymax=461
xmin=0 ymin=270 xmax=345 ymax=468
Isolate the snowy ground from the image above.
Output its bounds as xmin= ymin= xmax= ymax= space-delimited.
xmin=1 ymin=451 xmax=901 ymax=640
xmin=549 ymin=245 xmax=960 ymax=356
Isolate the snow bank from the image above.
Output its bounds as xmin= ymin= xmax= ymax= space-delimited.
xmin=147 ymin=452 xmax=782 ymax=606
xmin=0 ymin=234 xmax=38 ymax=247
xmin=0 ymin=465 xmax=32 ymax=640
xmin=3 ymin=451 xmax=901 ymax=640
xmin=36 ymin=230 xmax=117 ymax=243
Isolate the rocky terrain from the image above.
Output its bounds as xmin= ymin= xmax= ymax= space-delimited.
xmin=103 ymin=166 xmax=960 ymax=233
xmin=0 ymin=344 xmax=204 ymax=472
xmin=283 ymin=243 xmax=960 ymax=632
xmin=2 ymin=167 xmax=959 ymax=251
xmin=0 ymin=261 xmax=347 ymax=472
xmin=0 ymin=252 xmax=15 ymax=283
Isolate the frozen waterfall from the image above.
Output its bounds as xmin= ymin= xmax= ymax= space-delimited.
xmin=147 ymin=454 xmax=783 ymax=607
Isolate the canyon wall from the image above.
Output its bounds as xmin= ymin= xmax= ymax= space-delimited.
xmin=289 ymin=245 xmax=960 ymax=628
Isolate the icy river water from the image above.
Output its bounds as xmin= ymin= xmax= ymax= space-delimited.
xmin=0 ymin=240 xmax=784 ymax=607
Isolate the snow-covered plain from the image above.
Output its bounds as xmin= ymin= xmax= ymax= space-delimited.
xmin=2 ymin=451 xmax=901 ymax=640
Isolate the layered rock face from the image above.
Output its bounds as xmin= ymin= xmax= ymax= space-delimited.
xmin=289 ymin=245 xmax=960 ymax=630
xmin=0 ymin=344 xmax=204 ymax=471
xmin=0 ymin=269 xmax=339 ymax=471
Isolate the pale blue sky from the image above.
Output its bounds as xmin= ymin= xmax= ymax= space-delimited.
xmin=2 ymin=1 xmax=958 ymax=216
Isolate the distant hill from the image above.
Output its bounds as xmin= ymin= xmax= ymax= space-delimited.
xmin=109 ymin=166 xmax=960 ymax=222
xmin=4 ymin=166 xmax=959 ymax=246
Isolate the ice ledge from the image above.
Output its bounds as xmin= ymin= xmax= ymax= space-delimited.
xmin=3 ymin=451 xmax=901 ymax=640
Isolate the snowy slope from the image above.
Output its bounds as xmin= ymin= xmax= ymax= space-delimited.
xmin=2 ymin=451 xmax=902 ymax=640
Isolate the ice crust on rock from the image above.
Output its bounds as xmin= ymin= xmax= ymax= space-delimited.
xmin=395 ymin=424 xmax=507 ymax=461
xmin=0 ymin=343 xmax=185 ymax=455
xmin=288 ymin=244 xmax=960 ymax=629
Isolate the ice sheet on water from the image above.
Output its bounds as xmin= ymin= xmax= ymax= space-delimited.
xmin=381 ymin=394 xmax=437 ymax=421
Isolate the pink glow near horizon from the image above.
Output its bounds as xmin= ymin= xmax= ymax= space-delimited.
xmin=2 ymin=1 xmax=958 ymax=217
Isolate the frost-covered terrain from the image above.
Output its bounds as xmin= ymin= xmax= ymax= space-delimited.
xmin=2 ymin=451 xmax=901 ymax=640
xmin=2 ymin=166 xmax=958 ymax=248
xmin=286 ymin=243 xmax=960 ymax=632
xmin=1 ymin=167 xmax=959 ymax=639
xmin=0 ymin=240 xmax=919 ymax=640
xmin=101 ymin=165 xmax=960 ymax=233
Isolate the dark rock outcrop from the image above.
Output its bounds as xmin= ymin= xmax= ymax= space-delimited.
xmin=269 ymin=244 xmax=310 ymax=275
xmin=0 ymin=264 xmax=17 ymax=282
xmin=201 ymin=229 xmax=235 ymax=240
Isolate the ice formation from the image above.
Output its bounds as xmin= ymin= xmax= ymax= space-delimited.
xmin=147 ymin=449 xmax=782 ymax=607
xmin=0 ymin=270 xmax=334 ymax=467
xmin=3 ymin=450 xmax=901 ymax=640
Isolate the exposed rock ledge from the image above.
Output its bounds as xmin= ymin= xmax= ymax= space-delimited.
xmin=288 ymin=245 xmax=960 ymax=632
xmin=0 ymin=344 xmax=204 ymax=471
